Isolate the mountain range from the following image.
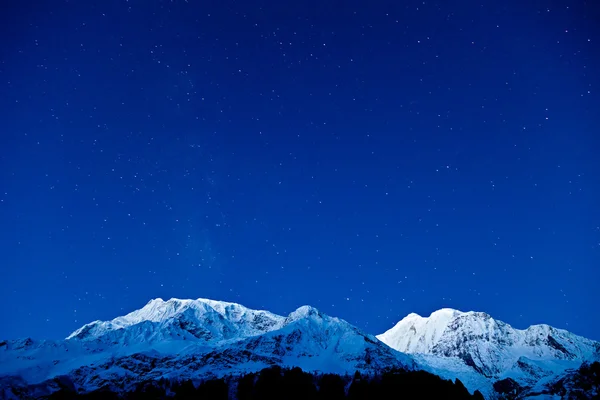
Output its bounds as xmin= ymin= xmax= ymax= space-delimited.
xmin=0 ymin=298 xmax=598 ymax=399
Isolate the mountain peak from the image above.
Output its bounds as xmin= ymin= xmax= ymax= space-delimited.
xmin=286 ymin=305 xmax=323 ymax=322
xmin=395 ymin=308 xmax=464 ymax=324
xmin=378 ymin=307 xmax=600 ymax=379
xmin=1 ymin=297 xmax=420 ymax=398
xmin=377 ymin=308 xmax=464 ymax=355
xmin=430 ymin=308 xmax=463 ymax=317
xmin=66 ymin=297 xmax=286 ymax=342
xmin=147 ymin=297 xmax=164 ymax=304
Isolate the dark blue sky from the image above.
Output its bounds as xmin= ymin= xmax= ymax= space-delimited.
xmin=1 ymin=0 xmax=599 ymax=341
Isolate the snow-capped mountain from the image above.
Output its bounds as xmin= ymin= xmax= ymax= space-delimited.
xmin=377 ymin=308 xmax=600 ymax=395
xmin=0 ymin=298 xmax=414 ymax=398
xmin=67 ymin=298 xmax=286 ymax=344
xmin=1 ymin=300 xmax=598 ymax=399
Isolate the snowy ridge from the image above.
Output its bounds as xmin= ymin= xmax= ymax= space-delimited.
xmin=1 ymin=300 xmax=598 ymax=399
xmin=66 ymin=298 xmax=285 ymax=343
xmin=0 ymin=298 xmax=414 ymax=398
xmin=377 ymin=308 xmax=600 ymax=396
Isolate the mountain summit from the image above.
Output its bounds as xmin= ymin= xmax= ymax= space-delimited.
xmin=67 ymin=298 xmax=286 ymax=343
xmin=377 ymin=308 xmax=463 ymax=354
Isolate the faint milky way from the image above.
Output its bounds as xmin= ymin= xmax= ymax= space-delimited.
xmin=0 ymin=0 xmax=599 ymax=341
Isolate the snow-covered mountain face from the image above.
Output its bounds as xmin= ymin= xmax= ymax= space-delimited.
xmin=378 ymin=308 xmax=600 ymax=393
xmin=1 ymin=301 xmax=598 ymax=399
xmin=0 ymin=299 xmax=414 ymax=398
xmin=67 ymin=298 xmax=286 ymax=344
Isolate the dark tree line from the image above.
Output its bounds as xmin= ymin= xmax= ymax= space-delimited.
xmin=46 ymin=366 xmax=485 ymax=399
xmin=493 ymin=361 xmax=600 ymax=400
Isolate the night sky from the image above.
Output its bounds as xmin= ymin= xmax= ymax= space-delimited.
xmin=1 ymin=0 xmax=599 ymax=342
